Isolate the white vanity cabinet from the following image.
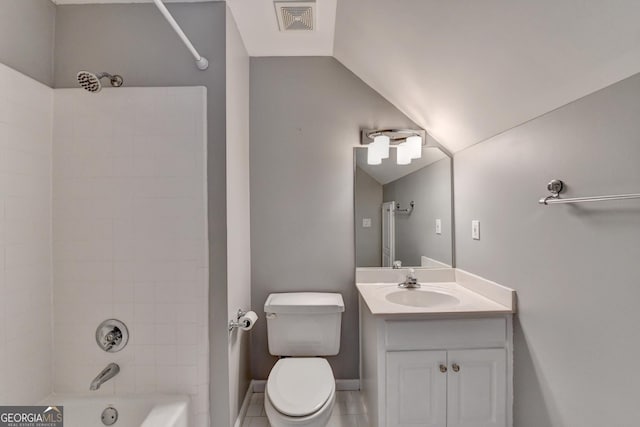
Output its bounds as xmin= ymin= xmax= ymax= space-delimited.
xmin=386 ymin=348 xmax=506 ymax=427
xmin=385 ymin=350 xmax=447 ymax=426
xmin=360 ymin=301 xmax=513 ymax=427
xmin=446 ymin=348 xmax=507 ymax=427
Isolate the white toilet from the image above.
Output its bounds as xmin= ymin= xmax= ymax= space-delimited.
xmin=263 ymin=292 xmax=345 ymax=427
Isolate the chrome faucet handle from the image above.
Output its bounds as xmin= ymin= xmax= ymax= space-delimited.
xmin=398 ymin=268 xmax=420 ymax=288
xmin=103 ymin=328 xmax=122 ymax=351
xmin=96 ymin=319 xmax=129 ymax=353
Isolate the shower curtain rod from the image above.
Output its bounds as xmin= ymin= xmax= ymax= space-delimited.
xmin=152 ymin=0 xmax=209 ymax=70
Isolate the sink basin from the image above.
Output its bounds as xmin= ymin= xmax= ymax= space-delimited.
xmin=385 ymin=289 xmax=460 ymax=308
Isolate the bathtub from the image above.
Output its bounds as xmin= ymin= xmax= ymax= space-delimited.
xmin=39 ymin=394 xmax=189 ymax=427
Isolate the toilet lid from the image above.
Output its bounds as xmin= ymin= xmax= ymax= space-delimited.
xmin=267 ymin=358 xmax=335 ymax=417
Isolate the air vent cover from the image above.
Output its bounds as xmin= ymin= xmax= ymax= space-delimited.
xmin=274 ymin=1 xmax=315 ymax=31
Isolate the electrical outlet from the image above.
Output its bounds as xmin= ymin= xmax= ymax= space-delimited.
xmin=362 ymin=218 xmax=372 ymax=228
xmin=435 ymin=219 xmax=442 ymax=235
xmin=472 ymin=220 xmax=480 ymax=240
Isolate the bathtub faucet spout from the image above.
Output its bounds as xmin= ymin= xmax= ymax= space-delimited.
xmin=90 ymin=363 xmax=120 ymax=391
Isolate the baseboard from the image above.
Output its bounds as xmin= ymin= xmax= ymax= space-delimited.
xmin=252 ymin=380 xmax=266 ymax=393
xmin=252 ymin=379 xmax=360 ymax=393
xmin=233 ymin=380 xmax=254 ymax=427
xmin=335 ymin=379 xmax=360 ymax=391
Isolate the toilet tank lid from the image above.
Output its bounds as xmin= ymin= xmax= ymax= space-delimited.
xmin=264 ymin=293 xmax=345 ymax=314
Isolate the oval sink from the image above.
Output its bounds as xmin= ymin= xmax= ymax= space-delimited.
xmin=385 ymin=289 xmax=460 ymax=308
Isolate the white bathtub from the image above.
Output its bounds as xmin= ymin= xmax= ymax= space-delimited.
xmin=39 ymin=394 xmax=190 ymax=427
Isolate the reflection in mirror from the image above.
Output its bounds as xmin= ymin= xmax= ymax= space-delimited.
xmin=355 ymin=144 xmax=453 ymax=269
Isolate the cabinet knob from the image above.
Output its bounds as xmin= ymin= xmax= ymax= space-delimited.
xmin=452 ymin=363 xmax=460 ymax=372
xmin=439 ymin=364 xmax=447 ymax=373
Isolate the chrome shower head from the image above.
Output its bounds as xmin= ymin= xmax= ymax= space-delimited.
xmin=77 ymin=71 xmax=102 ymax=93
xmin=76 ymin=71 xmax=124 ymax=93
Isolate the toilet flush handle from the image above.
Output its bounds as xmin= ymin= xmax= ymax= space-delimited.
xmin=266 ymin=313 xmax=277 ymax=319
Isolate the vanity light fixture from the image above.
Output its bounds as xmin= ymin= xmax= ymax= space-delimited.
xmin=396 ymin=142 xmax=411 ymax=165
xmin=367 ymin=134 xmax=390 ymax=165
xmin=367 ymin=147 xmax=382 ymax=165
xmin=360 ymin=128 xmax=427 ymax=165
xmin=374 ymin=135 xmax=390 ymax=159
xmin=405 ymin=135 xmax=422 ymax=159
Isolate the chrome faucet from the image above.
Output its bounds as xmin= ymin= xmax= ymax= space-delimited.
xmin=398 ymin=268 xmax=420 ymax=289
xmin=90 ymin=363 xmax=120 ymax=391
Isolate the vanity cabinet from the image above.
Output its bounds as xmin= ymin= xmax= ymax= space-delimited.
xmin=386 ymin=349 xmax=506 ymax=427
xmin=386 ymin=350 xmax=447 ymax=426
xmin=359 ymin=300 xmax=513 ymax=427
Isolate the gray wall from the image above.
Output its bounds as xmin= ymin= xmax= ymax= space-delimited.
xmin=355 ymin=166 xmax=383 ymax=267
xmin=383 ymin=157 xmax=452 ymax=266
xmin=454 ymin=72 xmax=640 ymax=427
xmin=54 ymin=3 xmax=231 ymax=425
xmin=250 ymin=57 xmax=417 ymax=380
xmin=0 ymin=0 xmax=56 ymax=86
xmin=225 ymin=5 xmax=251 ymax=423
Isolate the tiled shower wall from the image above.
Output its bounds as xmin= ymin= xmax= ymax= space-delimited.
xmin=52 ymin=87 xmax=209 ymax=425
xmin=0 ymin=64 xmax=53 ymax=404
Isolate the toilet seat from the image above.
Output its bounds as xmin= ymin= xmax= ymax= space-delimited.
xmin=266 ymin=358 xmax=335 ymax=417
xmin=265 ymin=386 xmax=335 ymax=427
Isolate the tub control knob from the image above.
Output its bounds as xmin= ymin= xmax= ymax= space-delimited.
xmin=96 ymin=319 xmax=129 ymax=353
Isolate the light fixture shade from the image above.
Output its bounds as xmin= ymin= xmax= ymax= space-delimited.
xmin=396 ymin=142 xmax=411 ymax=165
xmin=367 ymin=145 xmax=382 ymax=165
xmin=406 ymin=135 xmax=422 ymax=159
xmin=373 ymin=135 xmax=390 ymax=159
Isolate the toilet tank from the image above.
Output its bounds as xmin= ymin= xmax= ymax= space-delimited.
xmin=264 ymin=292 xmax=345 ymax=356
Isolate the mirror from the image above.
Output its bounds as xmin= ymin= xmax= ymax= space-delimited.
xmin=354 ymin=140 xmax=453 ymax=269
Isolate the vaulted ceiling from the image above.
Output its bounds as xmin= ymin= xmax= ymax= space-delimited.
xmin=53 ymin=0 xmax=640 ymax=153
xmin=333 ymin=0 xmax=640 ymax=152
xmin=229 ymin=0 xmax=640 ymax=153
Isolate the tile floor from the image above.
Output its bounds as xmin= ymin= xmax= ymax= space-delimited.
xmin=242 ymin=391 xmax=370 ymax=427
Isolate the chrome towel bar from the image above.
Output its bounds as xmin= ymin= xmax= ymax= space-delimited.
xmin=539 ymin=179 xmax=640 ymax=205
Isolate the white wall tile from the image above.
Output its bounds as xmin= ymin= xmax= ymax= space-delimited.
xmin=0 ymin=63 xmax=53 ymax=404
xmin=0 ymin=71 xmax=208 ymax=421
xmin=52 ymin=87 xmax=208 ymax=422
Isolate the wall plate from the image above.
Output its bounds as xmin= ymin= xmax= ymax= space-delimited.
xmin=472 ymin=220 xmax=480 ymax=240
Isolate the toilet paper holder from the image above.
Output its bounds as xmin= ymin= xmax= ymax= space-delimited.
xmin=228 ymin=309 xmax=255 ymax=332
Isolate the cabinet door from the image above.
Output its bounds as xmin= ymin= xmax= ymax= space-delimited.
xmin=447 ymin=349 xmax=507 ymax=427
xmin=386 ymin=350 xmax=447 ymax=427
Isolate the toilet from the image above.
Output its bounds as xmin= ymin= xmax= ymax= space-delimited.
xmin=263 ymin=292 xmax=345 ymax=427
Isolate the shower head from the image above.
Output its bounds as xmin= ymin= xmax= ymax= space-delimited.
xmin=76 ymin=71 xmax=124 ymax=93
xmin=77 ymin=71 xmax=101 ymax=92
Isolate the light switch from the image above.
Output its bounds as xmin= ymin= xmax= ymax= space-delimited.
xmin=435 ymin=219 xmax=442 ymax=235
xmin=362 ymin=218 xmax=372 ymax=228
xmin=472 ymin=220 xmax=480 ymax=240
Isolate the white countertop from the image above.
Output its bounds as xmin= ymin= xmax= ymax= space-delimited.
xmin=356 ymin=269 xmax=516 ymax=316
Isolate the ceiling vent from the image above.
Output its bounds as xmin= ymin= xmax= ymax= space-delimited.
xmin=274 ymin=1 xmax=315 ymax=32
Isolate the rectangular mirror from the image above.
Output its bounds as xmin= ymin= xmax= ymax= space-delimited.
xmin=354 ymin=138 xmax=453 ymax=269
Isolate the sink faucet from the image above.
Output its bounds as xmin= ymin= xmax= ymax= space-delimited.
xmin=90 ymin=363 xmax=120 ymax=391
xmin=398 ymin=268 xmax=420 ymax=289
